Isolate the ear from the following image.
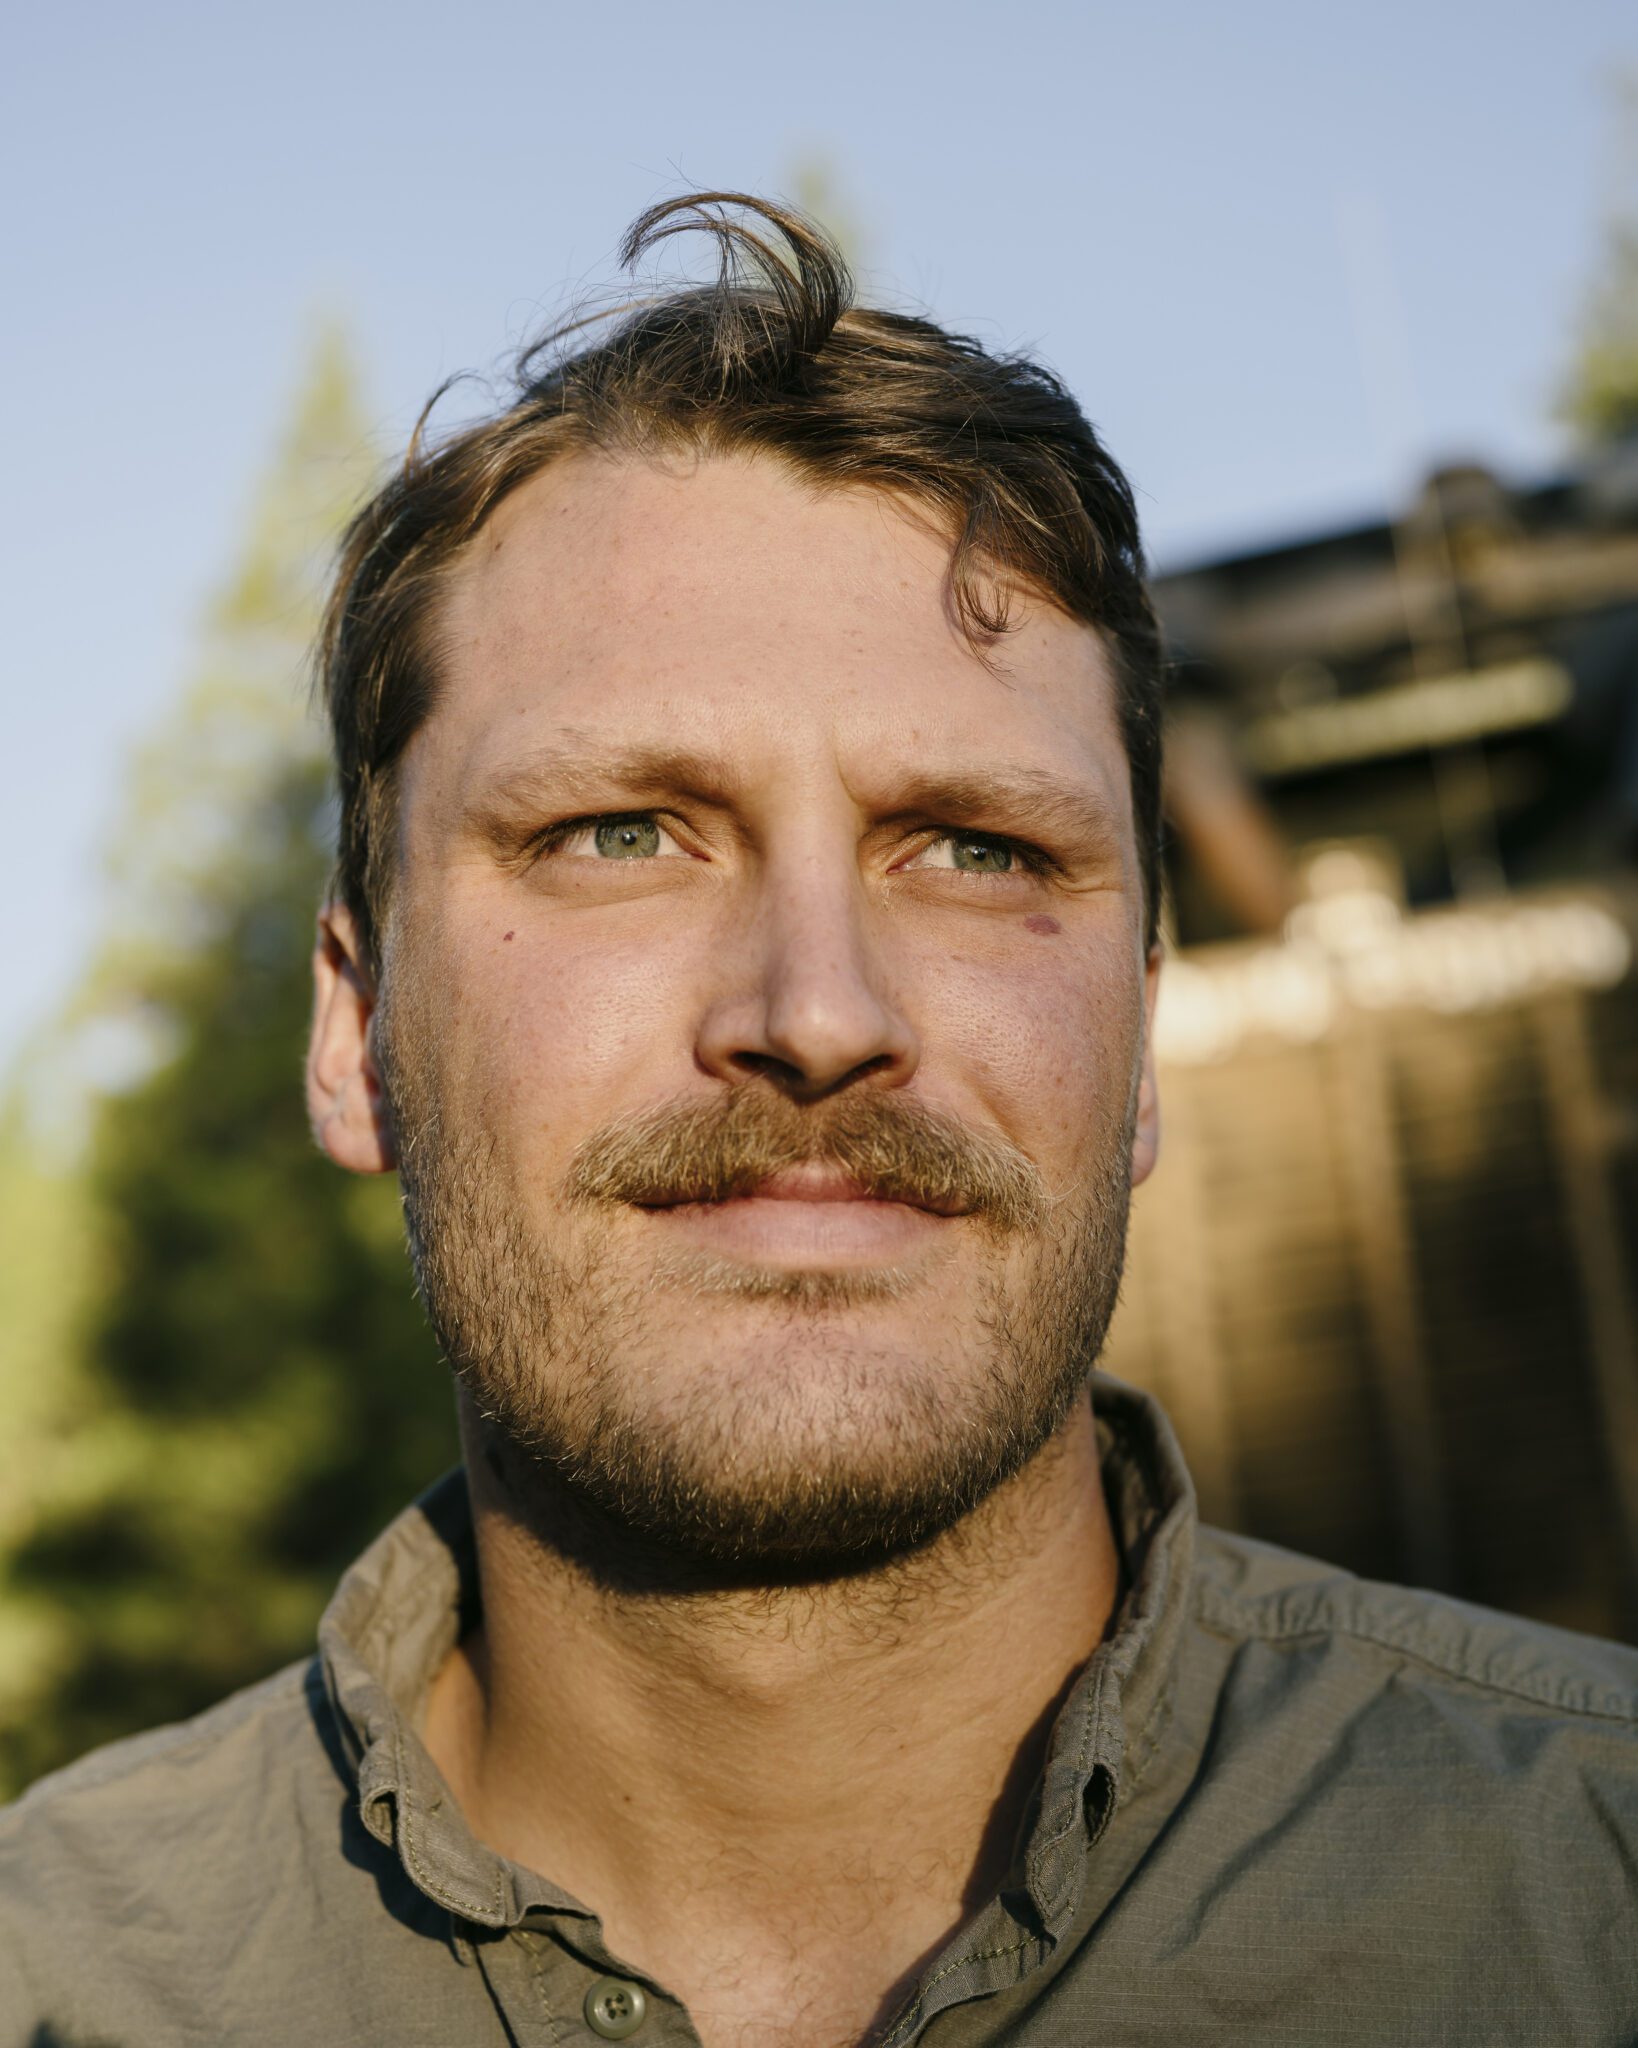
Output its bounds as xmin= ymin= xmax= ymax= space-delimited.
xmin=307 ymin=902 xmax=397 ymax=1175
xmin=1129 ymin=943 xmax=1163 ymax=1190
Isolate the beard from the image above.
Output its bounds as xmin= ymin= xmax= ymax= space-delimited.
xmin=378 ymin=1002 xmax=1138 ymax=1579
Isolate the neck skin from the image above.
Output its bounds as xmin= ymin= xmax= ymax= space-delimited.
xmin=422 ymin=1388 xmax=1122 ymax=2048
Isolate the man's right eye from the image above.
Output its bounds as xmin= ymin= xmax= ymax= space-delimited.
xmin=548 ymin=814 xmax=680 ymax=860
xmin=592 ymin=817 xmax=661 ymax=859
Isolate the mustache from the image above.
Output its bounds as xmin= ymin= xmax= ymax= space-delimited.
xmin=563 ymin=1087 xmax=1050 ymax=1235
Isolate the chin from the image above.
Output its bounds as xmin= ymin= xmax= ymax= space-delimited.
xmin=472 ymin=1309 xmax=1079 ymax=1590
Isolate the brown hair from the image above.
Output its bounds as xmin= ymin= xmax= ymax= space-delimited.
xmin=317 ymin=192 xmax=1164 ymax=966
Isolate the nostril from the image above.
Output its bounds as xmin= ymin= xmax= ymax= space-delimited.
xmin=728 ymin=1050 xmax=807 ymax=1085
xmin=696 ymin=966 xmax=919 ymax=1096
xmin=729 ymin=1049 xmax=897 ymax=1098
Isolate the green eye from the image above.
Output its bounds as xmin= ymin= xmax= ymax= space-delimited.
xmin=950 ymin=837 xmax=1013 ymax=873
xmin=593 ymin=818 xmax=661 ymax=859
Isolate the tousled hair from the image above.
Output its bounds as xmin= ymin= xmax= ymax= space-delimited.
xmin=317 ymin=192 xmax=1164 ymax=966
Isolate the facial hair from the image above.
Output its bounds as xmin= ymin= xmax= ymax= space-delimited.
xmin=378 ymin=1005 xmax=1138 ymax=1577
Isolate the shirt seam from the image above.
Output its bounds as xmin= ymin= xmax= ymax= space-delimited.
xmin=392 ymin=1716 xmax=508 ymax=1923
xmin=1025 ymin=1659 xmax=1107 ymax=1884
xmin=521 ymin=1927 xmax=570 ymax=2046
xmin=1193 ymin=1583 xmax=1638 ymax=1727
xmin=884 ymin=1934 xmax=1041 ymax=2046
xmin=1120 ymin=1674 xmax=1174 ymax=1799
xmin=1024 ymin=1398 xmax=1183 ymax=1920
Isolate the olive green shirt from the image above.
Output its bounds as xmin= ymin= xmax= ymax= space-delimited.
xmin=3 ymin=1373 xmax=1636 ymax=2045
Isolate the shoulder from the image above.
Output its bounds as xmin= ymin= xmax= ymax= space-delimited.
xmin=0 ymin=1659 xmax=351 ymax=2030
xmin=1178 ymin=1528 xmax=1638 ymax=2010
xmin=1187 ymin=1521 xmax=1638 ymax=1893
xmin=1193 ymin=1521 xmax=1638 ymax=1728
xmin=1092 ymin=1529 xmax=1638 ymax=2033
xmin=0 ymin=1654 xmax=335 ymax=1868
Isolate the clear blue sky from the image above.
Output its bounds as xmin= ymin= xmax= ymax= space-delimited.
xmin=4 ymin=0 xmax=1633 ymax=1069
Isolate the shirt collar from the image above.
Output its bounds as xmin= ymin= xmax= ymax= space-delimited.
xmin=317 ymin=1369 xmax=1198 ymax=1936
xmin=1016 ymin=1371 xmax=1197 ymax=1931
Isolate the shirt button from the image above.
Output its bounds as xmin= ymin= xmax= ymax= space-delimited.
xmin=584 ymin=1977 xmax=648 ymax=2039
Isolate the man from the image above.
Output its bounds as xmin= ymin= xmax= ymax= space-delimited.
xmin=2 ymin=192 xmax=1634 ymax=2046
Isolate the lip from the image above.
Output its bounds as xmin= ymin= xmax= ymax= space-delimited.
xmin=731 ymin=1165 xmax=910 ymax=1205
xmin=634 ymin=1169 xmax=965 ymax=1267
xmin=637 ymin=1165 xmax=973 ymax=1217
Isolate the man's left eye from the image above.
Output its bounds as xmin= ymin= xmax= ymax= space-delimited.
xmin=907 ymin=835 xmax=1017 ymax=875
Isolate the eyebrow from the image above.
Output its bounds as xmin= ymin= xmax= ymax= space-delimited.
xmin=465 ymin=739 xmax=742 ymax=840
xmin=464 ymin=744 xmax=1126 ymax=866
xmin=882 ymin=768 xmax=1127 ymax=864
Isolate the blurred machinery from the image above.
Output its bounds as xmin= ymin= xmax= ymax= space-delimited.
xmin=1104 ymin=438 xmax=1638 ymax=1640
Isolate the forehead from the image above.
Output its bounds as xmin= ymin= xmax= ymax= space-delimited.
xmin=426 ymin=450 xmax=1132 ymax=824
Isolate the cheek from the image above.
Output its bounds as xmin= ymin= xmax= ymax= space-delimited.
xmin=453 ymin=917 xmax=704 ymax=1146
xmin=913 ymin=927 xmax=1140 ymax=1159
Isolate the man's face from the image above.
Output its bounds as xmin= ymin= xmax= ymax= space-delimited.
xmin=359 ymin=451 xmax=1160 ymax=1570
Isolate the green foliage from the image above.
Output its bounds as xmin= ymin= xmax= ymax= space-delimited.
xmin=788 ymin=154 xmax=869 ymax=274
xmin=1560 ymin=74 xmax=1638 ymax=446
xmin=0 ymin=1111 xmax=93 ymax=1745
xmin=1562 ymin=219 xmax=1638 ymax=445
xmin=0 ymin=336 xmax=453 ymax=1795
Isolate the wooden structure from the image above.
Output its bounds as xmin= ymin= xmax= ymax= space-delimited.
xmin=1104 ymin=444 xmax=1638 ymax=1640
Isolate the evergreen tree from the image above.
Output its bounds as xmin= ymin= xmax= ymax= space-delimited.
xmin=1 ymin=339 xmax=452 ymax=1794
xmin=1561 ymin=72 xmax=1638 ymax=446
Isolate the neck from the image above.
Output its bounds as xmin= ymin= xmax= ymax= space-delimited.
xmin=422 ymin=1390 xmax=1121 ymax=2048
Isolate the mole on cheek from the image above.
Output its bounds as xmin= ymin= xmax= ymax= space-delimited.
xmin=1024 ymin=914 xmax=1062 ymax=936
xmin=502 ymin=931 xmax=515 ymax=943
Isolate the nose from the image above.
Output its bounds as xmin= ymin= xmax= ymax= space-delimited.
xmin=695 ymin=854 xmax=921 ymax=1100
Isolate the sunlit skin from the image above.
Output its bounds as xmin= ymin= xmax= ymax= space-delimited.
xmin=307 ymin=452 xmax=1162 ymax=2048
